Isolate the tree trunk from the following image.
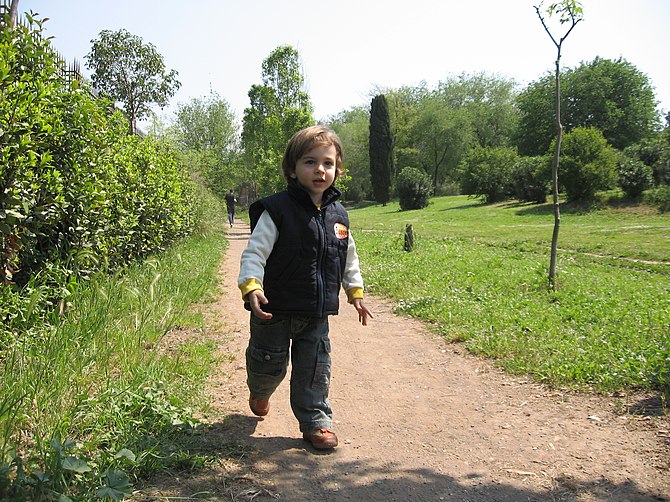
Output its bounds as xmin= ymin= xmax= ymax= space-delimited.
xmin=404 ymin=224 xmax=414 ymax=252
xmin=549 ymin=56 xmax=562 ymax=289
xmin=9 ymin=0 xmax=19 ymax=27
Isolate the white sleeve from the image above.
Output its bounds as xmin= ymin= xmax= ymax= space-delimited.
xmin=237 ymin=210 xmax=278 ymax=287
xmin=342 ymin=231 xmax=364 ymax=291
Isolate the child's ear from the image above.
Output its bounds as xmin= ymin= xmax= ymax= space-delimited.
xmin=290 ymin=172 xmax=297 ymax=178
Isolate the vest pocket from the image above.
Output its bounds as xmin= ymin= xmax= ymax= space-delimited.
xmin=311 ymin=338 xmax=332 ymax=393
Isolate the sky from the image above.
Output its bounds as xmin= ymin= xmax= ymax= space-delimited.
xmin=22 ymin=0 xmax=670 ymax=126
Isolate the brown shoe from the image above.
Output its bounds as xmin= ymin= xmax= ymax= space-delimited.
xmin=303 ymin=428 xmax=338 ymax=449
xmin=249 ymin=396 xmax=269 ymax=417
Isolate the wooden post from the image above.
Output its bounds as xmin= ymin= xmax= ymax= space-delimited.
xmin=404 ymin=224 xmax=414 ymax=252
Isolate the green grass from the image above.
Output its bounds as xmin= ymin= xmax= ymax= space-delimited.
xmin=351 ymin=196 xmax=670 ymax=263
xmin=0 ymin=188 xmax=230 ymax=500
xmin=350 ymin=196 xmax=670 ymax=395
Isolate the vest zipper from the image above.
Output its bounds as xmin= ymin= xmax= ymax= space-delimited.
xmin=316 ymin=207 xmax=326 ymax=317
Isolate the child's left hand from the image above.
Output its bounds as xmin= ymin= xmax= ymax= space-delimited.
xmin=351 ymin=299 xmax=373 ymax=326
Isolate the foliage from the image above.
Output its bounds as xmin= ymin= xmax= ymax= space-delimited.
xmin=459 ymin=146 xmax=518 ymax=203
xmin=436 ymin=73 xmax=518 ymax=149
xmin=369 ymin=94 xmax=393 ymax=204
xmin=515 ymin=57 xmax=660 ymax=156
xmin=241 ymin=45 xmax=313 ymax=199
xmin=556 ymin=127 xmax=618 ymax=202
xmin=617 ymin=156 xmax=653 ymax=199
xmin=174 ymin=92 xmax=240 ymax=197
xmin=511 ymin=156 xmax=549 ymax=203
xmin=1 ymin=13 xmax=196 ymax=357
xmin=329 ymin=106 xmax=371 ymax=201
xmin=644 ymin=185 xmax=670 ymax=212
xmin=396 ymin=167 xmax=432 ymax=210
xmin=0 ymin=189 xmax=228 ymax=499
xmin=85 ymin=29 xmax=180 ymax=134
xmin=625 ymin=135 xmax=670 ymax=187
xmin=1 ymin=15 xmax=195 ymax=298
xmin=412 ymin=93 xmax=472 ymax=190
xmin=385 ymin=84 xmax=428 ymax=181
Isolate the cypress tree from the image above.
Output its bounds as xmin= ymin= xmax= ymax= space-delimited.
xmin=369 ymin=94 xmax=392 ymax=205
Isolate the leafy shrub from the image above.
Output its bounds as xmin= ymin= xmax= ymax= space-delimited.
xmin=624 ymin=136 xmax=670 ymax=186
xmin=459 ymin=146 xmax=518 ymax=203
xmin=1 ymin=16 xmax=195 ymax=288
xmin=556 ymin=127 xmax=618 ymax=202
xmin=617 ymin=156 xmax=653 ymax=198
xmin=643 ymin=185 xmax=670 ymax=212
xmin=396 ymin=167 xmax=432 ymax=210
xmin=0 ymin=16 xmax=196 ymax=347
xmin=511 ymin=156 xmax=549 ymax=203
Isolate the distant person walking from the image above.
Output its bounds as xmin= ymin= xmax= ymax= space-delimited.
xmin=225 ymin=189 xmax=237 ymax=227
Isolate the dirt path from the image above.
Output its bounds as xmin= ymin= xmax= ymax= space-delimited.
xmin=138 ymin=221 xmax=669 ymax=502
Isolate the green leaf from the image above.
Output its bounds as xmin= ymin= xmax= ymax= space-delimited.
xmin=96 ymin=470 xmax=131 ymax=500
xmin=113 ymin=448 xmax=136 ymax=463
xmin=62 ymin=456 xmax=92 ymax=474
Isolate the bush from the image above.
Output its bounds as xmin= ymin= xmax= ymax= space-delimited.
xmin=557 ymin=127 xmax=618 ymax=202
xmin=625 ymin=136 xmax=670 ymax=186
xmin=1 ymin=15 xmax=196 ymax=338
xmin=396 ymin=167 xmax=432 ymax=210
xmin=618 ymin=156 xmax=653 ymax=198
xmin=511 ymin=156 xmax=549 ymax=203
xmin=644 ymin=185 xmax=670 ymax=212
xmin=459 ymin=146 xmax=518 ymax=203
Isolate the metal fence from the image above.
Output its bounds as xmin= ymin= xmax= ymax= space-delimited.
xmin=1 ymin=0 xmax=84 ymax=83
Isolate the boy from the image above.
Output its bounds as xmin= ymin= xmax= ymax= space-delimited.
xmin=238 ymin=125 xmax=373 ymax=450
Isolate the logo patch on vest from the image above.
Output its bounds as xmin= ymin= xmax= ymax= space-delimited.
xmin=334 ymin=222 xmax=349 ymax=240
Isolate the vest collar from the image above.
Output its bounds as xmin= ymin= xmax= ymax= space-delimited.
xmin=287 ymin=179 xmax=342 ymax=209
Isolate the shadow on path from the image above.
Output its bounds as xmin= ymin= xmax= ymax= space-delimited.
xmin=134 ymin=413 xmax=667 ymax=502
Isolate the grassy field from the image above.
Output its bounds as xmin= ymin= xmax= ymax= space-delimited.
xmin=349 ymin=196 xmax=670 ymax=395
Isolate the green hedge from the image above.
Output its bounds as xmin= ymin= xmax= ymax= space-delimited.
xmin=1 ymin=16 xmax=196 ymax=341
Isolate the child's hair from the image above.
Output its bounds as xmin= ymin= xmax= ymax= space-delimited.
xmin=281 ymin=125 xmax=344 ymax=180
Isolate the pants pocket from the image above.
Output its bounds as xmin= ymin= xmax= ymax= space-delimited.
xmin=311 ymin=338 xmax=331 ymax=393
xmin=246 ymin=345 xmax=288 ymax=377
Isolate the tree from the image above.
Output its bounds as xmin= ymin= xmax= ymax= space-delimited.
xmin=413 ymin=93 xmax=472 ymax=191
xmin=174 ymin=92 xmax=239 ymax=196
xmin=566 ymin=57 xmax=659 ymax=149
xmin=535 ymin=0 xmax=582 ymax=289
xmin=437 ymin=73 xmax=519 ymax=149
xmin=329 ymin=106 xmax=371 ymax=201
xmin=85 ymin=29 xmax=180 ymax=134
xmin=241 ymin=45 xmax=313 ymax=198
xmin=385 ymin=84 xmax=429 ymax=180
xmin=516 ymin=58 xmax=660 ymax=156
xmin=369 ymin=94 xmax=393 ymax=205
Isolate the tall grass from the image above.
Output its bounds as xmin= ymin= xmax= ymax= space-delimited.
xmin=350 ymin=196 xmax=670 ymax=395
xmin=0 ymin=187 xmax=228 ymax=499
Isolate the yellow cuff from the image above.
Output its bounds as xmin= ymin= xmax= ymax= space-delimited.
xmin=239 ymin=278 xmax=263 ymax=300
xmin=346 ymin=287 xmax=364 ymax=303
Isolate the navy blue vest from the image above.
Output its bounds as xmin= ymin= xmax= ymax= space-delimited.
xmin=248 ymin=181 xmax=350 ymax=317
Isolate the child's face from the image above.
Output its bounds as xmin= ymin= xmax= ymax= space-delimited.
xmin=293 ymin=144 xmax=338 ymax=205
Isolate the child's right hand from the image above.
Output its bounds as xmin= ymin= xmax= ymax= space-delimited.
xmin=248 ymin=289 xmax=273 ymax=319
